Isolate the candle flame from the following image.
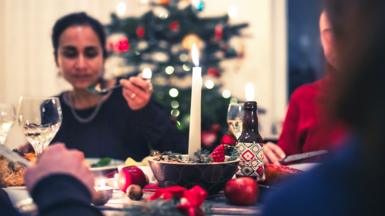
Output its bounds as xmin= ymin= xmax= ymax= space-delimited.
xmin=191 ymin=43 xmax=200 ymax=66
xmin=142 ymin=67 xmax=152 ymax=79
xmin=116 ymin=1 xmax=127 ymax=17
xmin=245 ymin=82 xmax=255 ymax=101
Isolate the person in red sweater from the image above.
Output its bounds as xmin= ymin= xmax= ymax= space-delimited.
xmin=263 ymin=11 xmax=347 ymax=164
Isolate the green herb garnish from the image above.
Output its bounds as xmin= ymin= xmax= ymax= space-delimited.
xmin=91 ymin=157 xmax=112 ymax=168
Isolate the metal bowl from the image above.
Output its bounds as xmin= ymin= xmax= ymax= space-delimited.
xmin=148 ymin=156 xmax=239 ymax=194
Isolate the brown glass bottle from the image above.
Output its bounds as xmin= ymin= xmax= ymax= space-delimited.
xmin=236 ymin=101 xmax=265 ymax=181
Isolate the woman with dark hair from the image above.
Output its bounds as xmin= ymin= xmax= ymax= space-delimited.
xmin=50 ymin=12 xmax=187 ymax=161
xmin=262 ymin=1 xmax=385 ymax=215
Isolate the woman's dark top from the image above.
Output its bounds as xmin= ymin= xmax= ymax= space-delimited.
xmin=52 ymin=87 xmax=187 ymax=161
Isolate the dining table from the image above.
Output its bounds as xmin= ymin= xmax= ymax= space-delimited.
xmin=4 ymin=163 xmax=317 ymax=216
xmin=5 ymin=186 xmax=263 ymax=216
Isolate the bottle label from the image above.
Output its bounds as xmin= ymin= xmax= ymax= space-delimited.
xmin=236 ymin=142 xmax=265 ymax=181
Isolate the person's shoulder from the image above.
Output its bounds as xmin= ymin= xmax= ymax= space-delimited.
xmin=290 ymin=80 xmax=321 ymax=100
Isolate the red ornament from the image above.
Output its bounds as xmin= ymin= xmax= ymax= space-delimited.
xmin=214 ymin=24 xmax=223 ymax=41
xmin=211 ymin=124 xmax=221 ymax=133
xmin=207 ymin=67 xmax=220 ymax=77
xmin=116 ymin=37 xmax=130 ymax=53
xmin=201 ymin=130 xmax=217 ymax=148
xmin=169 ymin=21 xmax=180 ymax=32
xmin=136 ymin=26 xmax=145 ymax=38
xmin=118 ymin=166 xmax=147 ymax=192
xmin=224 ymin=177 xmax=259 ymax=205
xmin=220 ymin=133 xmax=237 ymax=146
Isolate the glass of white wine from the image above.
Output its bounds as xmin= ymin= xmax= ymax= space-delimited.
xmin=0 ymin=103 xmax=15 ymax=145
xmin=227 ymin=103 xmax=244 ymax=140
xmin=17 ymin=97 xmax=62 ymax=156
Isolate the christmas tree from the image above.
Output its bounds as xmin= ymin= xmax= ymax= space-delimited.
xmin=104 ymin=0 xmax=248 ymax=149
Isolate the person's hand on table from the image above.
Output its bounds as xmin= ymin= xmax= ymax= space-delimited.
xmin=263 ymin=143 xmax=286 ymax=165
xmin=120 ymin=76 xmax=153 ymax=110
xmin=24 ymin=143 xmax=96 ymax=198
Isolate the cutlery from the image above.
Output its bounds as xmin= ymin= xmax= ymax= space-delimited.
xmin=87 ymin=71 xmax=141 ymax=95
xmin=281 ymin=150 xmax=328 ymax=164
xmin=0 ymin=145 xmax=31 ymax=167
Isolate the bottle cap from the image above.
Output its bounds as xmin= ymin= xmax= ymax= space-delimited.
xmin=244 ymin=101 xmax=257 ymax=109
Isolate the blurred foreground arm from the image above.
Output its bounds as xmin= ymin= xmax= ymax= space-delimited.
xmin=24 ymin=144 xmax=102 ymax=216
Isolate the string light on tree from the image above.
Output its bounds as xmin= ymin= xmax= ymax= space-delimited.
xmin=182 ymin=64 xmax=191 ymax=71
xmin=227 ymin=4 xmax=239 ymax=19
xmin=222 ymin=89 xmax=232 ymax=99
xmin=171 ymin=100 xmax=180 ymax=109
xmin=116 ymin=1 xmax=127 ymax=18
xmin=179 ymin=53 xmax=189 ymax=62
xmin=165 ymin=66 xmax=175 ymax=75
xmin=171 ymin=109 xmax=180 ymax=117
xmin=204 ymin=79 xmax=215 ymax=89
xmin=169 ymin=88 xmax=179 ymax=98
xmin=192 ymin=0 xmax=205 ymax=11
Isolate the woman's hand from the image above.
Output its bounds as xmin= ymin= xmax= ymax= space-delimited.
xmin=24 ymin=144 xmax=96 ymax=199
xmin=263 ymin=143 xmax=286 ymax=165
xmin=120 ymin=76 xmax=153 ymax=110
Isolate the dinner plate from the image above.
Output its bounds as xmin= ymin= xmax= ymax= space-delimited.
xmin=288 ymin=163 xmax=318 ymax=171
xmin=3 ymin=186 xmax=30 ymax=207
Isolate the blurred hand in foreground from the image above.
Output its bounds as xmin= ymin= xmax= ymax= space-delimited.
xmin=24 ymin=143 xmax=95 ymax=198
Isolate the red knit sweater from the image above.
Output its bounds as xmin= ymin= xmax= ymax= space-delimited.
xmin=277 ymin=79 xmax=347 ymax=155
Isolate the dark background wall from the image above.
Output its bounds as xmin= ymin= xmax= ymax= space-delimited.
xmin=288 ymin=0 xmax=324 ymax=96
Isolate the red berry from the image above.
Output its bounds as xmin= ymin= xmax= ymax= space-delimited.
xmin=210 ymin=144 xmax=225 ymax=162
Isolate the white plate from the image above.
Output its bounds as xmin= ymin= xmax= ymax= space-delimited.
xmin=3 ymin=186 xmax=30 ymax=206
xmin=288 ymin=163 xmax=318 ymax=171
xmin=86 ymin=158 xmax=124 ymax=172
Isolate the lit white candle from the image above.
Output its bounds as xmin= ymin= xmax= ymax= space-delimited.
xmin=245 ymin=82 xmax=255 ymax=101
xmin=188 ymin=43 xmax=202 ymax=158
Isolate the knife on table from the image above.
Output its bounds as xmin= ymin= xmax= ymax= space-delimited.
xmin=0 ymin=144 xmax=31 ymax=167
xmin=281 ymin=150 xmax=328 ymax=164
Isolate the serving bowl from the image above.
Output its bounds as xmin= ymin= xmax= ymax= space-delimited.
xmin=148 ymin=156 xmax=239 ymax=194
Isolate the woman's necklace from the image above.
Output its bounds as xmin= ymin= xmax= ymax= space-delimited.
xmin=65 ymin=92 xmax=108 ymax=124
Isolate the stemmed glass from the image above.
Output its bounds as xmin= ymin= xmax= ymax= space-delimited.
xmin=0 ymin=103 xmax=15 ymax=145
xmin=17 ymin=97 xmax=62 ymax=156
xmin=226 ymin=103 xmax=244 ymax=140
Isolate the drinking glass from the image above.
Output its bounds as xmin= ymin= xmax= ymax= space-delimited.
xmin=17 ymin=97 xmax=62 ymax=156
xmin=0 ymin=103 xmax=15 ymax=145
xmin=226 ymin=103 xmax=244 ymax=140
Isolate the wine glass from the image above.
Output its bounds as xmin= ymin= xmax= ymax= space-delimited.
xmin=0 ymin=103 xmax=15 ymax=145
xmin=227 ymin=103 xmax=244 ymax=140
xmin=17 ymin=97 xmax=62 ymax=156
